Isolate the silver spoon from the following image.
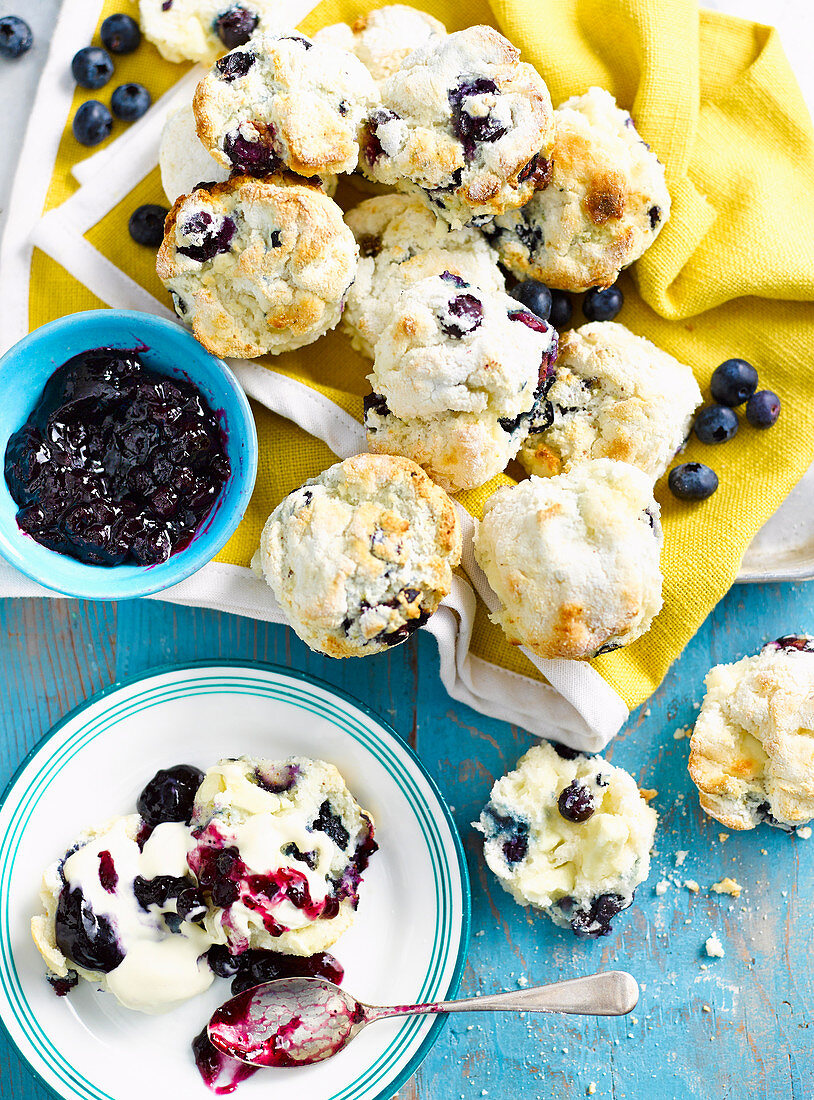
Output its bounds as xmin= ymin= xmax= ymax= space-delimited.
xmin=207 ymin=971 xmax=639 ymax=1069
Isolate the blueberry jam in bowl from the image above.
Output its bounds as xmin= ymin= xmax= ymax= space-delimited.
xmin=0 ymin=311 xmax=257 ymax=599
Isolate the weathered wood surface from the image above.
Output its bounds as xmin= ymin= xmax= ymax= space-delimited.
xmin=1 ymin=584 xmax=812 ymax=1099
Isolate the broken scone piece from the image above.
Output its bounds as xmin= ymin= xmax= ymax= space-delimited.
xmin=689 ymin=634 xmax=814 ymax=831
xmin=476 ymin=741 xmax=657 ymax=936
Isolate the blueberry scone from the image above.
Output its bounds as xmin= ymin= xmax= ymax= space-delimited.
xmin=314 ymin=4 xmax=446 ymax=83
xmin=140 ymin=0 xmax=284 ymax=64
xmin=476 ymin=741 xmax=657 ymax=936
xmin=688 ymin=635 xmax=814 ymax=831
xmin=252 ymin=453 xmax=461 ymax=657
xmin=473 ymin=459 xmax=663 ymax=659
xmin=193 ymin=32 xmax=378 ymax=178
xmin=189 ymin=757 xmax=377 ymax=956
xmin=482 ymin=88 xmax=670 ymax=291
xmin=343 ymin=193 xmax=504 ymax=358
xmin=156 ymin=174 xmax=358 ymax=357
xmin=517 ymin=322 xmax=701 ymax=481
xmin=359 ymin=26 xmax=555 ymax=228
xmin=365 ymin=273 xmax=558 ymax=492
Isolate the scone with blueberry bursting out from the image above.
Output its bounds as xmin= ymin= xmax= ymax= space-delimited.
xmin=481 ymin=87 xmax=671 ymax=291
xmin=473 ymin=459 xmax=663 ymax=659
xmin=252 ymin=453 xmax=462 ymax=657
xmin=365 ymin=272 xmax=558 ymax=492
xmin=359 ymin=26 xmax=555 ymax=228
xmin=343 ymin=193 xmax=505 ymax=359
xmin=189 ymin=757 xmax=377 ymax=956
xmin=476 ymin=741 xmax=657 ymax=936
xmin=193 ymin=32 xmax=379 ymax=178
xmin=689 ymin=635 xmax=814 ymax=832
xmin=140 ymin=0 xmax=284 ymax=64
xmin=157 ymin=174 xmax=358 ymax=357
xmin=517 ymin=321 xmax=701 ymax=481
xmin=314 ymin=5 xmax=446 ymax=84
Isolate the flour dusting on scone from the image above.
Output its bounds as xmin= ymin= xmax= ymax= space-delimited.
xmin=314 ymin=4 xmax=446 ymax=83
xmin=193 ymin=32 xmax=379 ymax=178
xmin=358 ymin=26 xmax=555 ymax=228
xmin=252 ymin=453 xmax=462 ymax=657
xmin=473 ymin=459 xmax=663 ymax=659
xmin=476 ymin=741 xmax=657 ymax=936
xmin=517 ymin=322 xmax=701 ymax=481
xmin=157 ymin=174 xmax=358 ymax=357
xmin=482 ymin=87 xmax=670 ymax=290
xmin=343 ymin=193 xmax=504 ymax=358
xmin=140 ymin=0 xmax=284 ymax=64
xmin=689 ymin=635 xmax=814 ymax=831
xmin=365 ymin=272 xmax=557 ymax=491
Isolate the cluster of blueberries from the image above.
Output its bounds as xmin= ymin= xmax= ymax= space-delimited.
xmin=509 ymin=276 xmax=624 ymax=330
xmin=670 ymin=358 xmax=781 ymax=501
xmin=69 ymin=15 xmax=149 ymax=146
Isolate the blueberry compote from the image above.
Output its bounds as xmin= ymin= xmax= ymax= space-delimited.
xmin=4 ymin=348 xmax=230 ymax=566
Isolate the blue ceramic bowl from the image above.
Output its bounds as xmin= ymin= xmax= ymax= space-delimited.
xmin=0 ymin=311 xmax=257 ymax=600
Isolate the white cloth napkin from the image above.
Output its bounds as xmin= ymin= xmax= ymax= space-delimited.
xmin=0 ymin=0 xmax=630 ymax=751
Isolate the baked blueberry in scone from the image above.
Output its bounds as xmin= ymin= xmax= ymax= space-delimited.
xmin=252 ymin=453 xmax=462 ymax=657
xmin=689 ymin=636 xmax=814 ymax=831
xmin=314 ymin=4 xmax=446 ymax=84
xmin=193 ymin=31 xmax=379 ymax=178
xmin=139 ymin=0 xmax=285 ymax=64
xmin=481 ymin=87 xmax=670 ymax=291
xmin=476 ymin=741 xmax=658 ymax=936
xmin=358 ymin=26 xmax=555 ymax=228
xmin=365 ymin=272 xmax=558 ymax=492
xmin=516 ymin=321 xmax=701 ymax=481
xmin=156 ymin=174 xmax=358 ymax=357
xmin=473 ymin=459 xmax=663 ymax=659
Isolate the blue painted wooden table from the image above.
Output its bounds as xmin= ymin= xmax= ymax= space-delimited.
xmin=1 ymin=583 xmax=812 ymax=1099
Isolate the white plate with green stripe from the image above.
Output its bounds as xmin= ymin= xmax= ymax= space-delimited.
xmin=0 ymin=662 xmax=470 ymax=1100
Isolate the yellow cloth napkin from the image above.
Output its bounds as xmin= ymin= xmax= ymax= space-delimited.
xmin=30 ymin=0 xmax=814 ymax=712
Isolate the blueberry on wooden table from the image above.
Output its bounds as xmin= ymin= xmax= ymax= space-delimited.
xmin=71 ymin=45 xmax=114 ymax=89
xmin=511 ymin=279 xmax=552 ymax=322
xmin=100 ymin=13 xmax=141 ymax=54
xmin=694 ymin=404 xmax=738 ymax=444
xmin=0 ymin=15 xmax=32 ymax=59
xmin=746 ymin=390 xmax=781 ymax=428
xmin=73 ymin=100 xmax=113 ymax=146
xmin=710 ymin=357 xmax=759 ymax=406
xmin=582 ymin=284 xmax=623 ymax=321
xmin=129 ymin=204 xmax=169 ymax=246
xmin=668 ymin=462 xmax=719 ymax=500
xmin=111 ymin=83 xmax=151 ymax=121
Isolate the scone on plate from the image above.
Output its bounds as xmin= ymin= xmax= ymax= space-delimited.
xmin=314 ymin=4 xmax=446 ymax=83
xmin=189 ymin=757 xmax=377 ymax=956
xmin=343 ymin=193 xmax=504 ymax=358
xmin=359 ymin=26 xmax=555 ymax=228
xmin=252 ymin=453 xmax=462 ymax=658
xmin=365 ymin=272 xmax=558 ymax=492
xmin=689 ymin=635 xmax=814 ymax=831
xmin=482 ymin=87 xmax=670 ymax=291
xmin=156 ymin=174 xmax=358 ymax=357
xmin=517 ymin=322 xmax=701 ymax=482
xmin=193 ymin=32 xmax=378 ymax=178
xmin=140 ymin=0 xmax=284 ymax=64
xmin=476 ymin=741 xmax=657 ymax=936
xmin=473 ymin=459 xmax=663 ymax=659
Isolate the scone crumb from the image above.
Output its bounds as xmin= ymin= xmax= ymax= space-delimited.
xmin=655 ymin=880 xmax=669 ymax=895
xmin=760 ymin=849 xmax=768 ymax=855
xmin=516 ymin=975 xmax=528 ymax=988
xmin=711 ymin=877 xmax=742 ymax=898
xmin=587 ymin=1085 xmax=597 ymax=1096
xmin=673 ymin=727 xmax=690 ymax=740
xmin=675 ymin=850 xmax=689 ymax=867
xmin=640 ymin=788 xmax=658 ymax=803
xmin=718 ymin=833 xmax=729 ymax=843
xmin=705 ymin=933 xmax=725 ymax=958
xmin=685 ymin=879 xmax=700 ymax=893
xmin=798 ymin=826 xmax=812 ymax=839
xmin=702 ymin=1004 xmax=712 ymax=1013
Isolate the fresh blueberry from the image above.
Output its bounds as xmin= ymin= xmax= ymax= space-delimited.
xmin=668 ymin=462 xmax=719 ymax=501
xmin=111 ymin=83 xmax=151 ymax=122
xmin=557 ymin=780 xmax=595 ymax=823
xmin=100 ymin=13 xmax=141 ymax=54
xmin=694 ymin=405 xmax=738 ymax=444
xmin=582 ymin=285 xmax=623 ymax=322
xmin=136 ymin=763 xmax=205 ymax=826
xmin=746 ymin=390 xmax=780 ymax=429
xmin=548 ymin=290 xmax=573 ymax=329
xmin=511 ymin=280 xmax=552 ymax=322
xmin=71 ymin=46 xmax=114 ymax=89
xmin=0 ymin=16 xmax=32 ymax=58
xmin=128 ymin=204 xmax=169 ymax=246
xmin=215 ymin=7 xmax=259 ymax=49
xmin=709 ymin=358 xmax=758 ymax=407
xmin=72 ymin=100 xmax=113 ymax=146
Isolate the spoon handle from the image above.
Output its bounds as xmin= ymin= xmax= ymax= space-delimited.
xmin=365 ymin=971 xmax=638 ymax=1023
